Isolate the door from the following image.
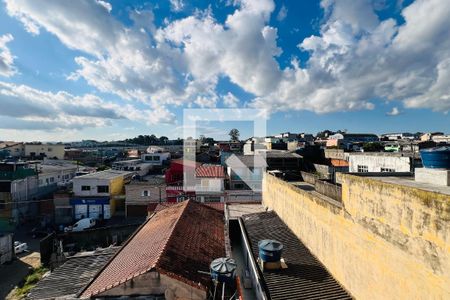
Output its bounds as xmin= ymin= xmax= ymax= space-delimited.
xmin=103 ymin=205 xmax=111 ymax=219
xmin=74 ymin=205 xmax=87 ymax=220
xmin=89 ymin=205 xmax=102 ymax=219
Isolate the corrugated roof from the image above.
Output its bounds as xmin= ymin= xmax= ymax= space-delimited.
xmin=28 ymin=247 xmax=120 ymax=300
xmin=80 ymin=200 xmax=225 ymax=298
xmin=242 ymin=211 xmax=353 ymax=300
xmin=195 ymin=164 xmax=225 ymax=178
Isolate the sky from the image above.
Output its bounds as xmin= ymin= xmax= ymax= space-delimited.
xmin=0 ymin=0 xmax=449 ymax=142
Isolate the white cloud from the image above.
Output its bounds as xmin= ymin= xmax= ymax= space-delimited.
xmin=386 ymin=107 xmax=401 ymax=116
xmin=0 ymin=34 xmax=17 ymax=77
xmin=170 ymin=0 xmax=184 ymax=12
xmin=0 ymin=81 xmax=174 ymax=130
xmin=276 ymin=4 xmax=287 ymax=21
xmin=250 ymin=0 xmax=450 ymax=114
xmin=5 ymin=0 xmax=450 ymax=125
xmin=222 ymin=92 xmax=239 ymax=107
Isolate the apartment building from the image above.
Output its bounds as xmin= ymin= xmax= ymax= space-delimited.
xmin=37 ymin=160 xmax=78 ymax=188
xmin=194 ymin=165 xmax=226 ymax=202
xmin=125 ymin=177 xmax=166 ymax=217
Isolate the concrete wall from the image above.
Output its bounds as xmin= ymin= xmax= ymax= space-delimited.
xmin=98 ymin=271 xmax=206 ymax=299
xmin=262 ymin=173 xmax=450 ymax=300
xmin=314 ymin=179 xmax=342 ymax=202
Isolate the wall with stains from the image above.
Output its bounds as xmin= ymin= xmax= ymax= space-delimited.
xmin=262 ymin=173 xmax=450 ymax=300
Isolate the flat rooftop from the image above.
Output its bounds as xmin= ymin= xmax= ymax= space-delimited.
xmin=242 ymin=211 xmax=352 ymax=300
xmin=370 ymin=176 xmax=450 ymax=196
xmin=75 ymin=170 xmax=133 ymax=180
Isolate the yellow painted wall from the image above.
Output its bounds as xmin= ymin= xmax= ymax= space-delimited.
xmin=262 ymin=173 xmax=450 ymax=300
xmin=108 ymin=176 xmax=127 ymax=216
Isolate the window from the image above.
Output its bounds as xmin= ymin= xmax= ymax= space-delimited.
xmin=0 ymin=199 xmax=5 ymax=210
xmin=97 ymin=185 xmax=109 ymax=193
xmin=144 ymin=155 xmax=153 ymax=161
xmin=152 ymin=156 xmax=160 ymax=161
xmin=234 ymin=183 xmax=244 ymax=189
xmin=142 ymin=190 xmax=149 ymax=197
xmin=50 ymin=177 xmax=54 ymax=183
xmin=48 ymin=148 xmax=52 ymax=152
xmin=81 ymin=185 xmax=91 ymax=191
xmin=357 ymin=165 xmax=369 ymax=173
xmin=381 ymin=167 xmax=395 ymax=172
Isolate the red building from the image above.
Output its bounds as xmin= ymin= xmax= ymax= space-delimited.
xmin=164 ymin=159 xmax=200 ymax=185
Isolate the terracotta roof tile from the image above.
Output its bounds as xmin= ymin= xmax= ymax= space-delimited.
xmin=155 ymin=201 xmax=224 ymax=213
xmin=195 ymin=164 xmax=225 ymax=178
xmin=80 ymin=200 xmax=224 ymax=298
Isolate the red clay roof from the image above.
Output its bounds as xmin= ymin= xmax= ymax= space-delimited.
xmin=80 ymin=200 xmax=224 ymax=298
xmin=330 ymin=159 xmax=349 ymax=167
xmin=155 ymin=201 xmax=224 ymax=213
xmin=195 ymin=165 xmax=225 ymax=178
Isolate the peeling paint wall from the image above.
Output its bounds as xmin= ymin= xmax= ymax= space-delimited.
xmin=262 ymin=173 xmax=450 ymax=300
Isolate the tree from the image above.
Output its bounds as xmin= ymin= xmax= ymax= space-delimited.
xmin=159 ymin=136 xmax=169 ymax=144
xmin=229 ymin=128 xmax=240 ymax=141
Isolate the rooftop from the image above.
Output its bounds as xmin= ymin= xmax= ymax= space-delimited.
xmin=80 ymin=200 xmax=225 ymax=297
xmin=242 ymin=211 xmax=352 ymax=300
xmin=369 ymin=175 xmax=450 ymax=196
xmin=74 ymin=169 xmax=133 ymax=180
xmin=225 ymin=154 xmax=267 ymax=168
xmin=154 ymin=201 xmax=224 ymax=213
xmin=195 ymin=164 xmax=225 ymax=178
xmin=28 ymin=246 xmax=120 ymax=300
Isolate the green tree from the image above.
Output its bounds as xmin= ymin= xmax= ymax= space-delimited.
xmin=229 ymin=128 xmax=240 ymax=141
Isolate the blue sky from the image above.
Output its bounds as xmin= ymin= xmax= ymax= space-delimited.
xmin=0 ymin=0 xmax=448 ymax=141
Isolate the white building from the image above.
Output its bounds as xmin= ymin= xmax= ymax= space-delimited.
xmin=194 ymin=165 xmax=226 ymax=202
xmin=111 ymin=159 xmax=153 ymax=176
xmin=381 ymin=133 xmax=415 ymax=141
xmin=37 ymin=160 xmax=78 ymax=188
xmin=141 ymin=152 xmax=170 ymax=166
xmin=348 ymin=152 xmax=419 ymax=173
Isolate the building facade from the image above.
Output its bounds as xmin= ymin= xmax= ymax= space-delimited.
xmin=71 ymin=170 xmax=133 ymax=220
xmin=25 ymin=143 xmax=66 ymax=160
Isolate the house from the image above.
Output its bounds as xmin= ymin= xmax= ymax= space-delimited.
xmin=78 ymin=200 xmax=225 ymax=299
xmin=164 ymin=159 xmax=201 ymax=185
xmin=70 ymin=170 xmax=133 ymax=220
xmin=348 ymin=152 xmax=420 ymax=173
xmin=225 ymin=154 xmax=267 ymax=191
xmin=0 ymin=162 xmax=39 ymax=231
xmin=264 ymin=150 xmax=302 ymax=171
xmin=141 ymin=151 xmax=171 ymax=166
xmin=24 ymin=143 xmax=66 ymax=160
xmin=326 ymin=133 xmax=379 ymax=149
xmin=194 ymin=164 xmax=226 ymax=202
xmin=381 ymin=132 xmax=415 ymax=141
xmin=28 ymin=247 xmax=120 ymax=299
xmin=125 ymin=176 xmax=166 ymax=217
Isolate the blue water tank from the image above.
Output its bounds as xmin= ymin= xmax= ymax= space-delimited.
xmin=420 ymin=147 xmax=450 ymax=169
xmin=210 ymin=257 xmax=237 ymax=283
xmin=258 ymin=239 xmax=283 ymax=262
